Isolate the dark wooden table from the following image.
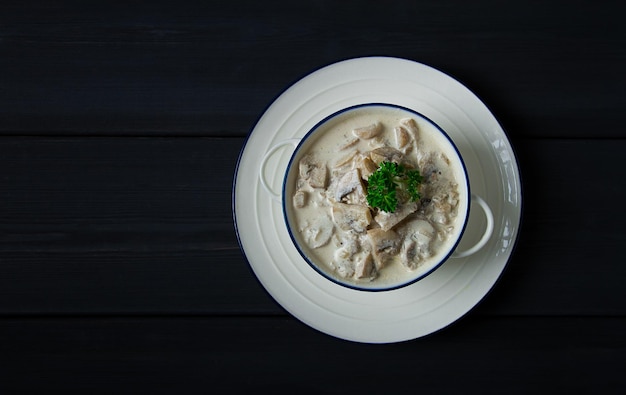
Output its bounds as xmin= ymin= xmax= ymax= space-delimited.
xmin=2 ymin=1 xmax=625 ymax=393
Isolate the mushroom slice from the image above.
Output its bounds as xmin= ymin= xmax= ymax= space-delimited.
xmin=352 ymin=122 xmax=382 ymax=139
xmin=332 ymin=247 xmax=356 ymax=279
xmin=334 ymin=168 xmax=366 ymax=202
xmin=334 ymin=149 xmax=358 ymax=168
xmin=339 ymin=136 xmax=360 ymax=151
xmin=293 ymin=190 xmax=306 ymax=208
xmin=405 ymin=218 xmax=436 ymax=242
xmin=331 ymin=203 xmax=372 ymax=233
xmin=399 ymin=219 xmax=435 ymax=269
xmin=399 ymin=239 xmax=422 ymax=270
xmin=369 ymin=146 xmax=404 ymax=165
xmin=400 ymin=239 xmax=418 ymax=270
xmin=400 ymin=118 xmax=419 ymax=139
xmin=356 ymin=155 xmax=378 ymax=180
xmin=424 ymin=190 xmax=458 ymax=226
xmin=301 ymin=215 xmax=334 ymax=249
xmin=339 ymin=234 xmax=360 ymax=256
xmin=299 ymin=154 xmax=327 ymax=188
xmin=394 ymin=125 xmax=411 ymax=149
xmin=334 ymin=258 xmax=355 ymax=279
xmin=366 ymin=228 xmax=401 ymax=270
xmin=355 ymin=253 xmax=375 ymax=279
xmin=374 ymin=201 xmax=419 ymax=231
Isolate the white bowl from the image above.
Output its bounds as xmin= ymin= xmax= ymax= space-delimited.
xmin=261 ymin=103 xmax=494 ymax=291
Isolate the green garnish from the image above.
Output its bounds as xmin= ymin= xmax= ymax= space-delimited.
xmin=366 ymin=161 xmax=423 ymax=213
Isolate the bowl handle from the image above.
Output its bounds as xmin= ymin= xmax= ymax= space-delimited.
xmin=259 ymin=139 xmax=300 ymax=203
xmin=452 ymin=193 xmax=494 ymax=258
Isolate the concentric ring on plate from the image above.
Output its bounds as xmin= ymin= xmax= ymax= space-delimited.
xmin=233 ymin=57 xmax=522 ymax=343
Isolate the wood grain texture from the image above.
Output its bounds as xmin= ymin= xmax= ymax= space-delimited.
xmin=0 ymin=316 xmax=624 ymax=394
xmin=1 ymin=1 xmax=624 ymax=137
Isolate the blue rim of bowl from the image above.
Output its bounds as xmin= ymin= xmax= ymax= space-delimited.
xmin=282 ymin=103 xmax=471 ymax=292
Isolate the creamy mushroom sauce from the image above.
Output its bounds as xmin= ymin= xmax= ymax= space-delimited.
xmin=286 ymin=106 xmax=465 ymax=289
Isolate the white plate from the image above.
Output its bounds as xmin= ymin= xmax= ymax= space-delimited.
xmin=233 ymin=57 xmax=522 ymax=343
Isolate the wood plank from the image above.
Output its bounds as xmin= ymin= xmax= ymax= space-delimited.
xmin=1 ymin=1 xmax=624 ymax=137
xmin=0 ymin=136 xmax=280 ymax=314
xmin=0 ymin=137 xmax=625 ymax=316
xmin=0 ymin=316 xmax=624 ymax=393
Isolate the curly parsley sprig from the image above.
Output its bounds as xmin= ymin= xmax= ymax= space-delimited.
xmin=366 ymin=161 xmax=423 ymax=213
